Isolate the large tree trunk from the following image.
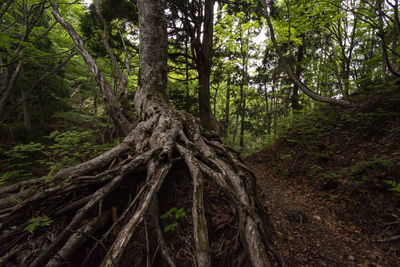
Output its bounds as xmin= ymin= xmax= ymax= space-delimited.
xmin=0 ymin=1 xmax=279 ymax=267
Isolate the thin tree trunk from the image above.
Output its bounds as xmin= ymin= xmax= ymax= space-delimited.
xmin=22 ymin=89 xmax=31 ymax=130
xmin=239 ymin=28 xmax=249 ymax=150
xmin=225 ymin=72 xmax=231 ymax=138
xmin=185 ymin=20 xmax=191 ymax=113
xmin=272 ymin=79 xmax=278 ymax=136
xmin=233 ymin=108 xmax=240 ymax=145
xmin=93 ymin=88 xmax=98 ymax=123
xmin=213 ymin=84 xmax=219 ymax=116
xmin=292 ymin=43 xmax=303 ymax=111
xmin=239 ymin=71 xmax=247 ymax=150
xmin=0 ymin=61 xmax=22 ymax=118
xmin=240 ymin=97 xmax=246 ymax=149
xmin=392 ymin=0 xmax=399 ymax=72
xmin=264 ymin=84 xmax=271 ymax=135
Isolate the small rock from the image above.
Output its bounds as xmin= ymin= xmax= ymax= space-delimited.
xmin=313 ymin=215 xmax=322 ymax=221
xmin=348 ymin=255 xmax=354 ymax=261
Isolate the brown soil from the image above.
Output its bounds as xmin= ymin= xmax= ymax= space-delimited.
xmin=248 ymin=154 xmax=400 ymax=267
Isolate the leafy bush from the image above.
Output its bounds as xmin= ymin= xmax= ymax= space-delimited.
xmin=42 ymin=130 xmax=119 ymax=176
xmin=345 ymin=158 xmax=394 ymax=177
xmin=1 ymin=142 xmax=45 ymax=184
xmin=1 ymin=130 xmax=119 ymax=185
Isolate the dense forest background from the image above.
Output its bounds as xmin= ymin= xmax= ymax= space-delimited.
xmin=1 ymin=0 xmax=400 ymax=266
xmin=2 ymin=0 xmax=399 ymax=163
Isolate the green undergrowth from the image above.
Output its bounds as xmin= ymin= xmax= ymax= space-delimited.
xmin=0 ymin=111 xmax=120 ymax=186
xmin=0 ymin=129 xmax=119 ymax=185
xmin=253 ymin=83 xmax=400 ymax=218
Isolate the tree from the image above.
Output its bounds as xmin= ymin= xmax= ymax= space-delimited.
xmin=0 ymin=1 xmax=279 ymax=266
xmin=168 ymin=0 xmax=219 ymax=132
xmin=0 ymin=0 xmax=71 ymax=126
xmin=261 ymin=0 xmax=354 ymax=107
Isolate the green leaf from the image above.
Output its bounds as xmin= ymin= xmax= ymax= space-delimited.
xmin=24 ymin=216 xmax=53 ymax=234
xmin=164 ymin=222 xmax=178 ymax=232
xmin=24 ymin=223 xmax=37 ymax=234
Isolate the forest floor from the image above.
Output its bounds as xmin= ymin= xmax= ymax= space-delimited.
xmin=245 ymin=84 xmax=400 ymax=266
xmin=249 ymin=155 xmax=400 ymax=266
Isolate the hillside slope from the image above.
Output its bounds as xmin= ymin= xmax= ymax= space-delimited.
xmin=248 ymin=82 xmax=400 ymax=266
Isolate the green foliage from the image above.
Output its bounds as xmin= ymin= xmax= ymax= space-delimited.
xmin=308 ymin=164 xmax=323 ymax=179
xmin=345 ymin=158 xmax=394 ymax=177
xmin=280 ymin=153 xmax=292 ymax=160
xmin=341 ymin=108 xmax=395 ymax=134
xmin=42 ymin=130 xmax=118 ymax=176
xmin=1 ymin=142 xmax=45 ymax=184
xmin=24 ymin=216 xmax=53 ymax=234
xmin=160 ymin=207 xmax=186 ymax=232
xmin=1 ymin=130 xmax=118 ymax=185
xmin=385 ymin=180 xmax=400 ymax=198
xmin=307 ymin=164 xmax=339 ymax=187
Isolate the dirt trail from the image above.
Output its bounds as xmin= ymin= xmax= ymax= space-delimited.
xmin=248 ymin=158 xmax=400 ymax=266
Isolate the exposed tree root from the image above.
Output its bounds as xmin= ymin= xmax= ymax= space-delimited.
xmin=0 ymin=109 xmax=280 ymax=266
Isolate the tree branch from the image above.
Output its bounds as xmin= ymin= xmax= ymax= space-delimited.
xmin=261 ymin=0 xmax=355 ymax=107
xmin=49 ymin=0 xmax=133 ymax=135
